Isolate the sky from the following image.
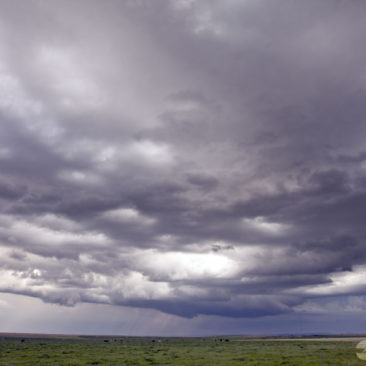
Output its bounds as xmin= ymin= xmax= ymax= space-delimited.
xmin=0 ymin=0 xmax=366 ymax=336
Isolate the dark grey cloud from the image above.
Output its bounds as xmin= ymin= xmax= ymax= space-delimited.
xmin=0 ymin=0 xmax=366 ymax=334
xmin=187 ymin=173 xmax=219 ymax=191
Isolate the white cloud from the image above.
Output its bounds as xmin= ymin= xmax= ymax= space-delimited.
xmin=0 ymin=214 xmax=111 ymax=248
xmin=110 ymin=271 xmax=172 ymax=300
xmin=37 ymin=46 xmax=104 ymax=110
xmin=128 ymin=140 xmax=174 ymax=165
xmin=0 ymin=64 xmax=63 ymax=145
xmin=243 ymin=216 xmax=290 ymax=235
xmin=135 ymin=250 xmax=239 ymax=280
xmin=298 ymin=265 xmax=366 ymax=296
xmin=0 ymin=66 xmax=43 ymax=119
xmin=58 ymin=170 xmax=103 ymax=186
xmin=102 ymin=207 xmax=156 ymax=226
xmin=35 ymin=214 xmax=81 ymax=232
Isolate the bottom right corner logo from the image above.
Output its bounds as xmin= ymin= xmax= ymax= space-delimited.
xmin=356 ymin=340 xmax=366 ymax=361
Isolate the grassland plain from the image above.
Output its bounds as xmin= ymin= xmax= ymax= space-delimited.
xmin=0 ymin=334 xmax=365 ymax=366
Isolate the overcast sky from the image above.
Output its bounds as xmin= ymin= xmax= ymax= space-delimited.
xmin=1 ymin=0 xmax=366 ymax=336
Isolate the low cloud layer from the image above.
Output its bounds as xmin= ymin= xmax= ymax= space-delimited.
xmin=1 ymin=0 xmax=366 ymax=329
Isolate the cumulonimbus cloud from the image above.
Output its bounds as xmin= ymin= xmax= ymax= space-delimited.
xmin=0 ymin=0 xmax=366 ymax=321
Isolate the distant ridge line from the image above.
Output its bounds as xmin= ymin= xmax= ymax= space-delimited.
xmin=1 ymin=332 xmax=366 ymax=341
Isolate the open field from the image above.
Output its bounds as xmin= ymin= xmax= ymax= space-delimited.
xmin=0 ymin=334 xmax=366 ymax=365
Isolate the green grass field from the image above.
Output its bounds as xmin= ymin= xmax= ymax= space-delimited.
xmin=0 ymin=335 xmax=365 ymax=365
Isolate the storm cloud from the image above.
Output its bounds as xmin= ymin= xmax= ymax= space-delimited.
xmin=1 ymin=0 xmax=366 ymax=333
